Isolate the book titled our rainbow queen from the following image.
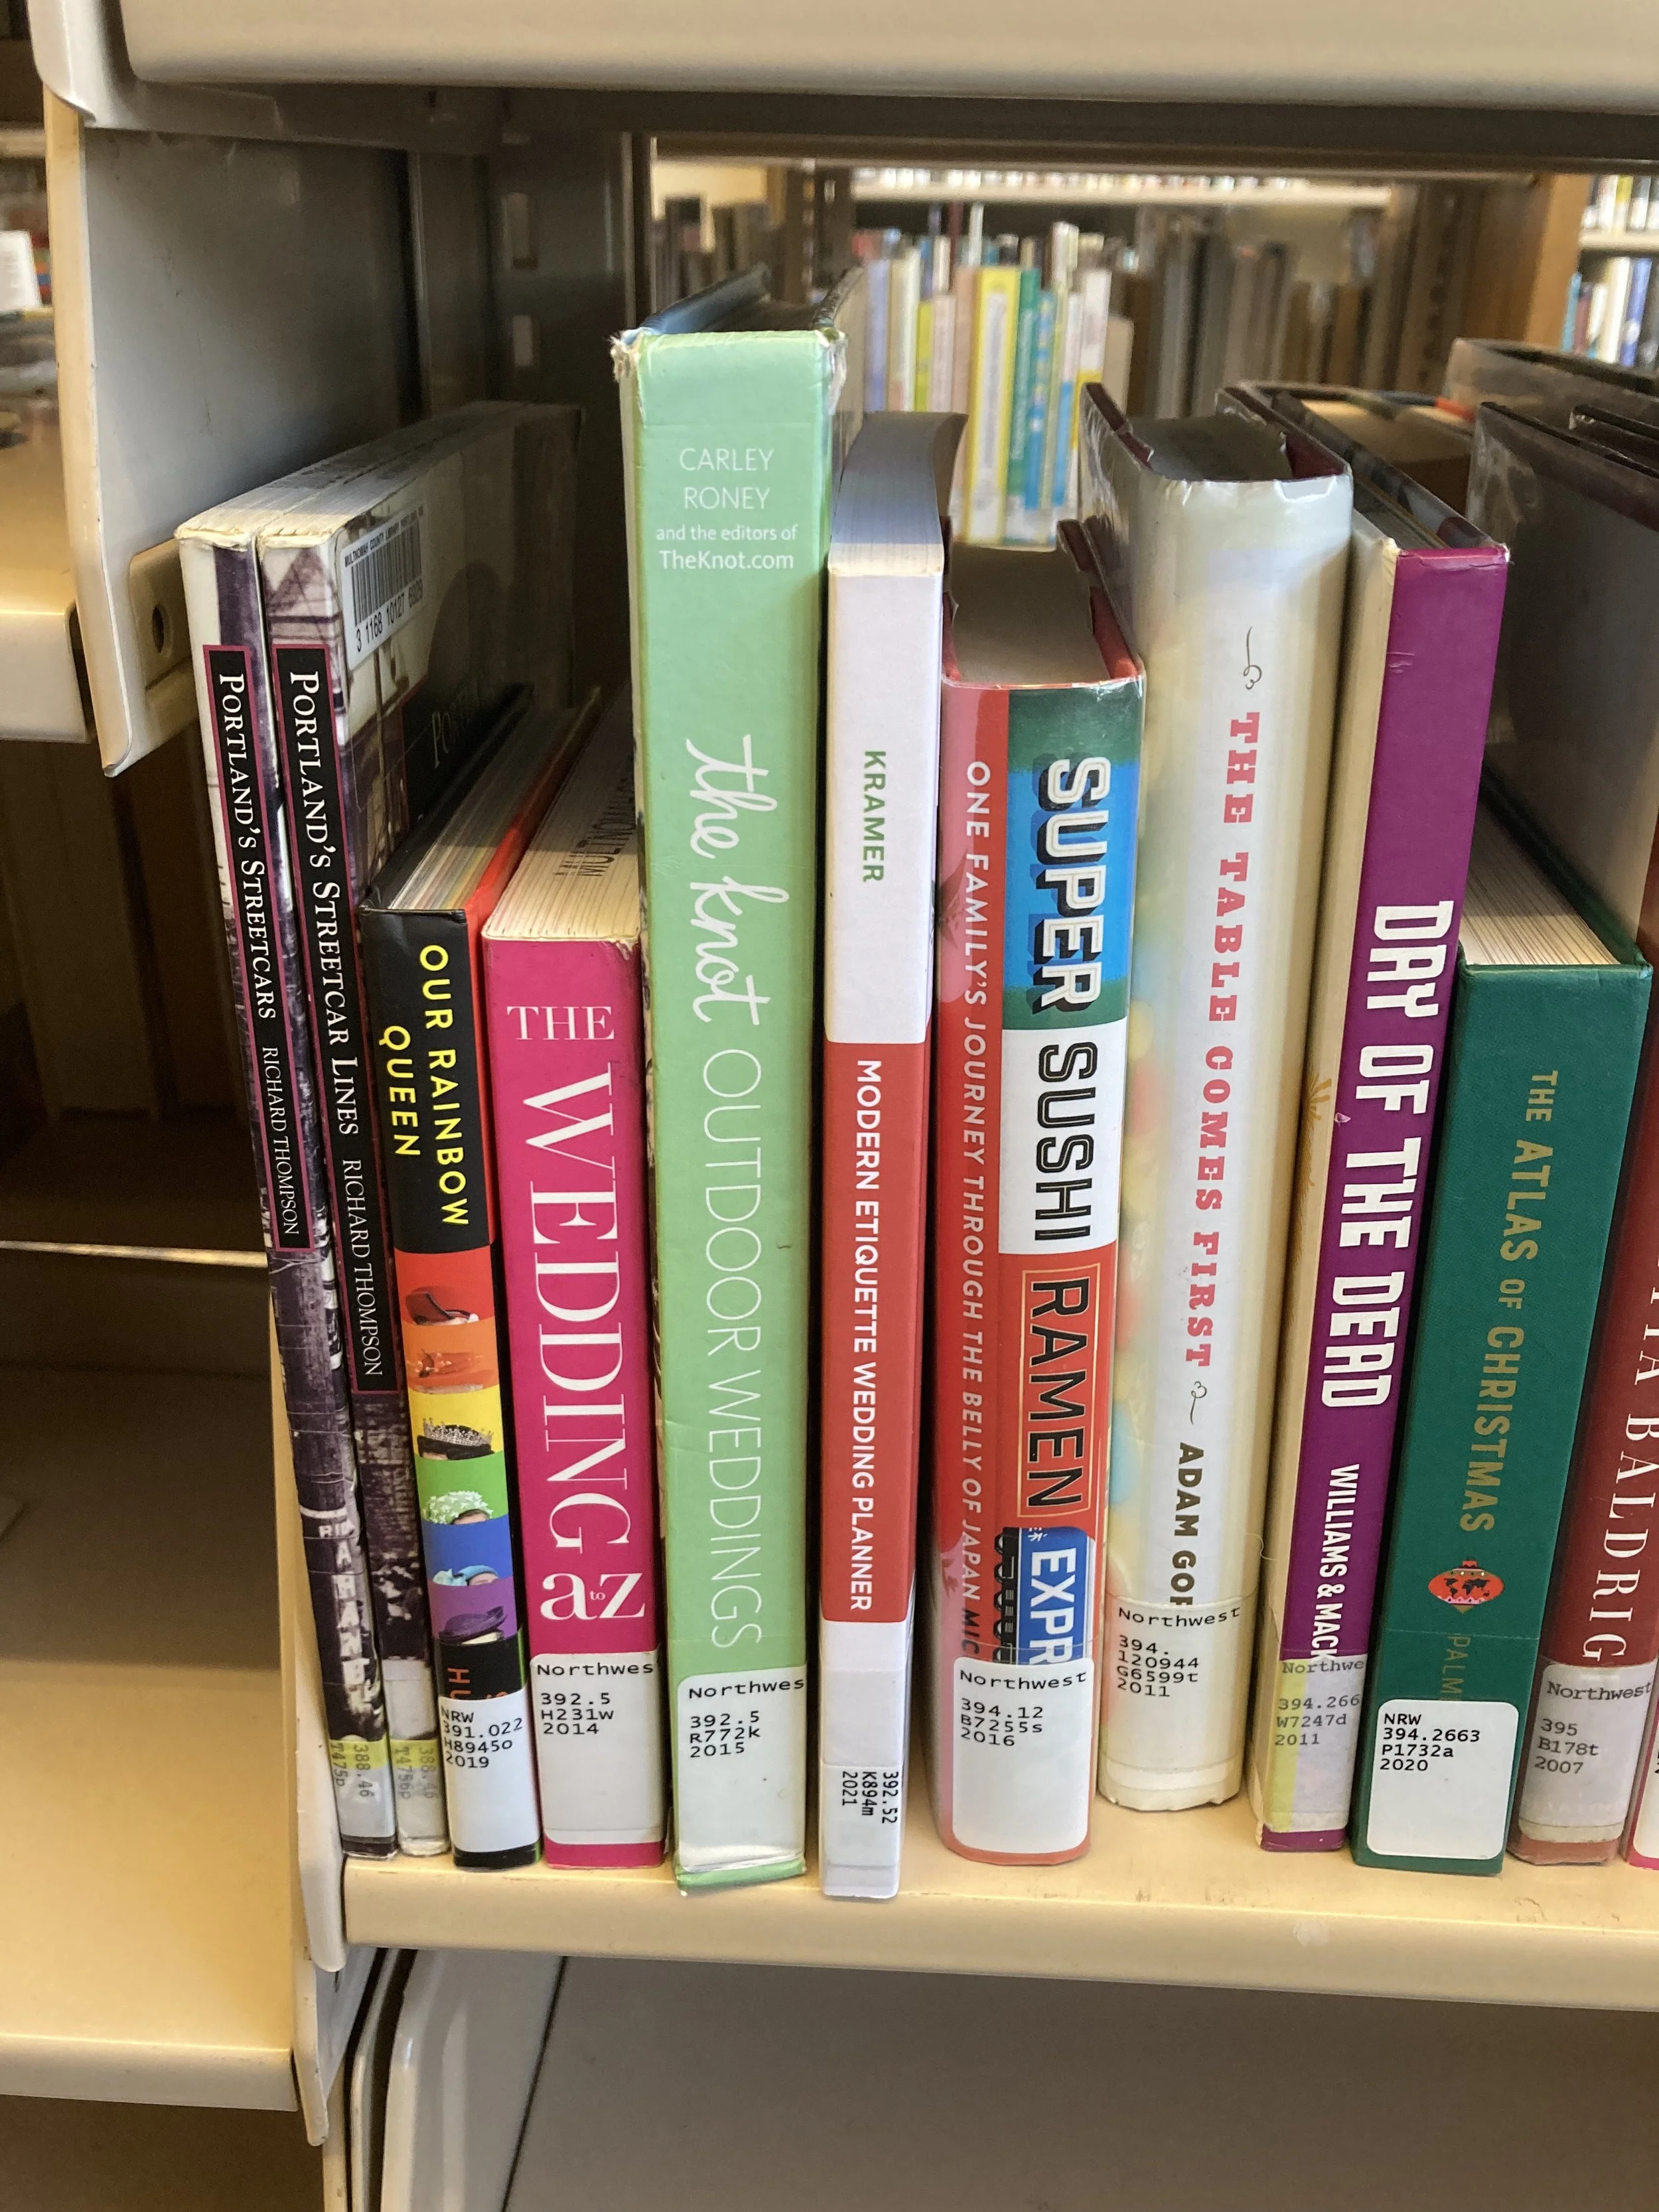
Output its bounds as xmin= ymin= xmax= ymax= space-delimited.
xmin=483 ymin=698 xmax=666 ymax=1866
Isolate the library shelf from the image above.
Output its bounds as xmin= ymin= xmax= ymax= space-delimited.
xmin=99 ymin=0 xmax=1659 ymax=122
xmin=0 ymin=415 xmax=82 ymax=745
xmin=1581 ymin=230 xmax=1659 ymax=254
xmin=345 ymin=1774 xmax=1659 ymax=2014
xmin=0 ymin=1364 xmax=298 ymax=2108
xmin=852 ymin=174 xmax=1393 ymax=208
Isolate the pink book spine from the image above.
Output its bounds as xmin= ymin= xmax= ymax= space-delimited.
xmin=486 ymin=933 xmax=667 ymax=1867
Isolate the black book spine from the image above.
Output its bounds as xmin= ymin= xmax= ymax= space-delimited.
xmin=272 ymin=640 xmax=447 ymax=1855
xmin=361 ymin=903 xmax=541 ymax=1870
xmin=193 ymin=550 xmax=396 ymax=1859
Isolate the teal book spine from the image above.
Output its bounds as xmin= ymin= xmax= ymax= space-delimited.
xmin=1021 ymin=289 xmax=1058 ymax=518
xmin=1352 ymin=949 xmax=1648 ymax=1874
xmin=614 ymin=306 xmax=846 ymax=1889
xmin=1003 ymin=267 xmax=1042 ymax=522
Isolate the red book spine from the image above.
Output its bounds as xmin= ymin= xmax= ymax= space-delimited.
xmin=487 ymin=934 xmax=666 ymax=1867
xmin=1516 ymin=1021 xmax=1659 ymax=1863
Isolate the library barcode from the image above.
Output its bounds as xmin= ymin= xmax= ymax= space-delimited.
xmin=344 ymin=506 xmax=425 ymax=666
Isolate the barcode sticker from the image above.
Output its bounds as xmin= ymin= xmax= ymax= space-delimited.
xmin=342 ymin=506 xmax=425 ymax=668
xmin=1365 ymin=1698 xmax=1518 ymax=1862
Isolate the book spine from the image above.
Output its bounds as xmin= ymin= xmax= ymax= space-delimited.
xmin=1087 ymin=421 xmax=1348 ymax=1812
xmin=966 ymin=269 xmax=1020 ymax=544
xmin=1017 ymin=289 xmax=1057 ymax=534
xmin=272 ymin=640 xmax=447 ymax=1855
xmin=1352 ymin=962 xmax=1648 ymax=1873
xmin=618 ymin=327 xmax=834 ymax=1889
xmin=362 ymin=907 xmax=542 ymax=1868
xmin=1514 ymin=1014 xmax=1659 ymax=1862
xmin=184 ymin=549 xmax=396 ymax=1856
xmin=1003 ymin=266 xmax=1041 ymax=535
xmin=818 ymin=563 xmax=943 ymax=1899
xmin=914 ymin=297 xmax=934 ymax=419
xmin=1046 ymin=289 xmax=1086 ymax=516
xmin=930 ymin=652 xmax=1142 ymax=1864
xmin=888 ymin=250 xmax=920 ymax=411
xmin=865 ymin=258 xmax=891 ymax=414
xmin=928 ymin=293 xmax=958 ymax=413
xmin=484 ymin=934 xmax=667 ymax=1866
xmin=1624 ymin=1692 xmax=1659 ymax=1864
xmin=1254 ymin=548 xmax=1503 ymax=1850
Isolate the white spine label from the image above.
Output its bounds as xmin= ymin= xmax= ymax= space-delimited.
xmin=438 ymin=1689 xmax=540 ymax=1857
xmin=1365 ymin=1698 xmax=1518 ymax=1862
xmin=820 ymin=1765 xmax=905 ymax=1886
xmin=1514 ymin=1660 xmax=1657 ymax=1840
xmin=532 ymin=1651 xmax=666 ymax=1847
xmin=1100 ymin=1592 xmax=1249 ymax=1798
xmin=1263 ymin=1651 xmax=1368 ymax=1834
xmin=952 ymin=1657 xmax=1093 ymax=1856
xmin=676 ymin=1668 xmax=808 ymax=1876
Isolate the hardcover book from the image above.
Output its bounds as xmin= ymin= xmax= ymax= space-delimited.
xmin=261 ymin=400 xmax=579 ymax=1850
xmin=614 ymin=263 xmax=861 ymax=1890
xmin=1079 ymin=392 xmax=1350 ymax=1812
xmin=1465 ymin=404 xmax=1659 ymax=1862
xmin=361 ymin=695 xmax=595 ymax=1868
xmin=930 ymin=535 xmax=1144 ymax=1864
xmin=819 ymin=411 xmax=962 ymax=1899
xmin=1223 ymin=383 xmax=1508 ymax=1850
xmin=482 ymin=696 xmax=667 ymax=1867
xmin=1351 ymin=802 xmax=1649 ymax=1874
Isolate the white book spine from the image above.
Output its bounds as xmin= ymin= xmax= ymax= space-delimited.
xmin=887 ymin=249 xmax=922 ymax=411
xmin=966 ymin=272 xmax=1017 ymax=544
xmin=928 ymin=294 xmax=958 ymax=413
xmin=820 ymin=495 xmax=946 ymax=1898
xmin=865 ymin=257 xmax=891 ymax=413
xmin=1598 ymin=259 xmax=1633 ymax=362
xmin=1086 ymin=414 xmax=1350 ymax=1810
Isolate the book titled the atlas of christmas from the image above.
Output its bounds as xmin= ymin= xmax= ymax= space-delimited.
xmin=614 ymin=264 xmax=861 ymax=1891
xmin=930 ymin=534 xmax=1143 ymax=1865
xmin=1351 ymin=802 xmax=1648 ymax=1876
xmin=483 ymin=695 xmax=667 ymax=1867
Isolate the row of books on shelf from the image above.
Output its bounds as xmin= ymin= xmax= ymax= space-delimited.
xmin=1583 ymin=174 xmax=1659 ymax=238
xmin=179 ymin=275 xmax=1659 ymax=1896
xmin=855 ymin=206 xmax=1378 ymax=552
xmin=1561 ymin=259 xmax=1659 ymax=370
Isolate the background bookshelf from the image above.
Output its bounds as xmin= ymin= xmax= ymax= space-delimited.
xmin=9 ymin=0 xmax=1659 ymax=2197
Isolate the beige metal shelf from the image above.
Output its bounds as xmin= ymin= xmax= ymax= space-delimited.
xmin=346 ymin=1771 xmax=1659 ymax=2012
xmin=0 ymin=415 xmax=84 ymax=744
xmin=0 ymin=1365 xmax=299 ymax=2106
xmin=853 ymin=173 xmax=1393 ymax=208
xmin=1582 ymin=229 xmax=1659 ymax=253
xmin=99 ymin=0 xmax=1659 ymax=120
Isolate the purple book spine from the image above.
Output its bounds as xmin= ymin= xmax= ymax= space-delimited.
xmin=1260 ymin=548 xmax=1507 ymax=1850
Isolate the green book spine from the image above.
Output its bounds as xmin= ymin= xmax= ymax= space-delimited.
xmin=1003 ymin=265 xmax=1041 ymax=512
xmin=615 ymin=317 xmax=841 ymax=1889
xmin=1352 ymin=954 xmax=1648 ymax=1873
